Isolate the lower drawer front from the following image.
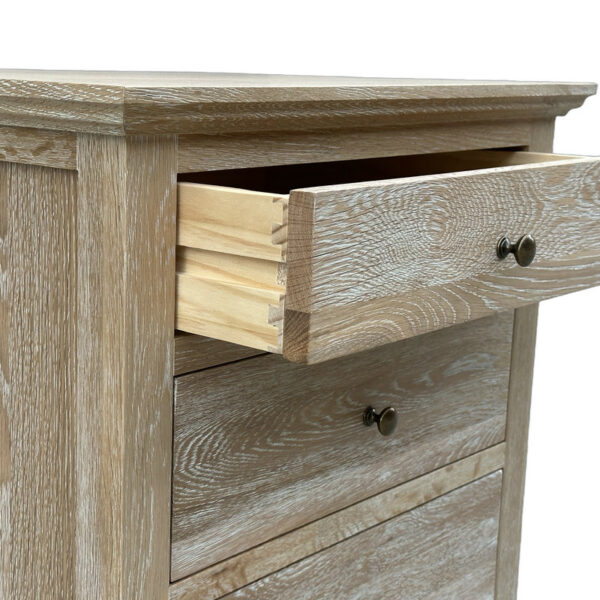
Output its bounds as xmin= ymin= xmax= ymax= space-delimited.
xmin=220 ymin=471 xmax=503 ymax=600
xmin=171 ymin=312 xmax=512 ymax=580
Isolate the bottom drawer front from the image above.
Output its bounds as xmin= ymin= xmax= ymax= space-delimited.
xmin=222 ymin=471 xmax=503 ymax=600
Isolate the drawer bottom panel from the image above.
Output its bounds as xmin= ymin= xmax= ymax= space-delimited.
xmin=219 ymin=471 xmax=502 ymax=600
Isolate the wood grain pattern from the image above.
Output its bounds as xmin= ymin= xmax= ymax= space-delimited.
xmin=177 ymin=120 xmax=535 ymax=173
xmin=496 ymin=304 xmax=539 ymax=599
xmin=0 ymin=71 xmax=594 ymax=135
xmin=178 ymin=183 xmax=287 ymax=261
xmin=287 ymin=155 xmax=600 ymax=313
xmin=169 ymin=443 xmax=505 ymax=600
xmin=174 ymin=333 xmax=265 ymax=376
xmin=176 ymin=273 xmax=285 ymax=352
xmin=0 ymin=404 xmax=9 ymax=486
xmin=0 ymin=74 xmax=593 ymax=600
xmin=171 ymin=312 xmax=513 ymax=580
xmin=177 ymin=247 xmax=286 ymax=291
xmin=219 ymin=471 xmax=503 ymax=600
xmin=528 ymin=118 xmax=555 ymax=154
xmin=0 ymin=125 xmax=77 ymax=169
xmin=0 ymin=162 xmax=78 ymax=599
xmin=177 ymin=150 xmax=513 ymax=352
xmin=75 ymin=134 xmax=176 ymax=599
xmin=176 ymin=183 xmax=287 ymax=351
xmin=496 ymin=122 xmax=552 ymax=599
xmin=284 ymin=155 xmax=600 ymax=362
xmin=176 ymin=150 xmax=600 ymax=361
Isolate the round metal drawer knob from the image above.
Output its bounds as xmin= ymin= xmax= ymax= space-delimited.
xmin=363 ymin=406 xmax=398 ymax=437
xmin=497 ymin=234 xmax=536 ymax=267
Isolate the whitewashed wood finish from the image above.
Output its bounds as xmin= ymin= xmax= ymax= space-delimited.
xmin=0 ymin=73 xmax=595 ymax=600
xmin=0 ymin=162 xmax=78 ymax=599
xmin=171 ymin=312 xmax=512 ymax=580
xmin=174 ymin=333 xmax=265 ymax=376
xmin=176 ymin=120 xmax=537 ymax=173
xmin=0 ymin=135 xmax=177 ymax=600
xmin=496 ymin=304 xmax=540 ymax=599
xmin=175 ymin=151 xmax=600 ymax=361
xmin=287 ymin=154 xmax=600 ymax=313
xmin=0 ymin=125 xmax=77 ymax=169
xmin=495 ymin=117 xmax=552 ymax=597
xmin=169 ymin=444 xmax=505 ymax=600
xmin=0 ymin=71 xmax=594 ymax=135
xmin=218 ymin=471 xmax=503 ymax=600
xmin=528 ymin=119 xmax=555 ymax=154
xmin=74 ymin=135 xmax=177 ymax=599
xmin=284 ymin=154 xmax=600 ymax=362
xmin=0 ymin=404 xmax=8 ymax=487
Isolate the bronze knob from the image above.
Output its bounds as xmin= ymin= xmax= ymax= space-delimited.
xmin=496 ymin=234 xmax=536 ymax=267
xmin=363 ymin=406 xmax=398 ymax=436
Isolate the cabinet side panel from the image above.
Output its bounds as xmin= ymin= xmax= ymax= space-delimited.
xmin=0 ymin=162 xmax=78 ymax=599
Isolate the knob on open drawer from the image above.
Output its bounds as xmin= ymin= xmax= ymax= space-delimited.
xmin=497 ymin=234 xmax=537 ymax=267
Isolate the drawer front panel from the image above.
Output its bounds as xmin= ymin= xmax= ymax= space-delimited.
xmin=171 ymin=312 xmax=512 ymax=580
xmin=285 ymin=154 xmax=600 ymax=361
xmin=220 ymin=471 xmax=503 ymax=600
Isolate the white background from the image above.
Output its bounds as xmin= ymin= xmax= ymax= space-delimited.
xmin=2 ymin=1 xmax=599 ymax=597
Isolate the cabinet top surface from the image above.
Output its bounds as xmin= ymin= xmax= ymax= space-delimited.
xmin=1 ymin=69 xmax=596 ymax=90
xmin=0 ymin=70 xmax=596 ymax=136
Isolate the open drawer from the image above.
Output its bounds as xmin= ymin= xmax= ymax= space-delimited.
xmin=176 ymin=150 xmax=600 ymax=363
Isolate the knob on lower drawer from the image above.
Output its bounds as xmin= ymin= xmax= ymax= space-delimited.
xmin=363 ymin=406 xmax=398 ymax=436
xmin=496 ymin=234 xmax=536 ymax=267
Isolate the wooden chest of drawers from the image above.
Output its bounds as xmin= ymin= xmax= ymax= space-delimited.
xmin=1 ymin=71 xmax=599 ymax=600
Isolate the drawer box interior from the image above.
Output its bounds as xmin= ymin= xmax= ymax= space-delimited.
xmin=177 ymin=149 xmax=600 ymax=361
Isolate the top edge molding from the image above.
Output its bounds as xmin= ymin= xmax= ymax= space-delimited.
xmin=0 ymin=71 xmax=596 ymax=136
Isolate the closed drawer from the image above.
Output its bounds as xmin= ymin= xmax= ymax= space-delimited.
xmin=216 ymin=470 xmax=503 ymax=600
xmin=171 ymin=312 xmax=512 ymax=580
xmin=177 ymin=150 xmax=600 ymax=363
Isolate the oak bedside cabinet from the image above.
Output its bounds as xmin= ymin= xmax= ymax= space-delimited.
xmin=1 ymin=71 xmax=599 ymax=600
